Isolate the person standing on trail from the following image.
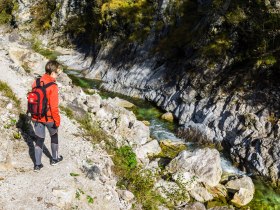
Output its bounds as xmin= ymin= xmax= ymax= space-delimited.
xmin=29 ymin=60 xmax=63 ymax=172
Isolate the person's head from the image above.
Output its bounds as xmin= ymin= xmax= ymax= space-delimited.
xmin=45 ymin=60 xmax=62 ymax=79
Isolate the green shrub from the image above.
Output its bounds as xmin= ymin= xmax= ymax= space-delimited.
xmin=0 ymin=0 xmax=18 ymax=25
xmin=115 ymin=146 xmax=137 ymax=171
xmin=202 ymin=35 xmax=232 ymax=58
xmin=226 ymin=6 xmax=247 ymax=25
xmin=256 ymin=55 xmax=277 ymax=68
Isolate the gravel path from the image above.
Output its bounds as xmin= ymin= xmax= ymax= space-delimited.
xmin=0 ymin=28 xmax=123 ymax=210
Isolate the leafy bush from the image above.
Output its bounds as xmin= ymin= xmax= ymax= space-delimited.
xmin=115 ymin=146 xmax=137 ymax=170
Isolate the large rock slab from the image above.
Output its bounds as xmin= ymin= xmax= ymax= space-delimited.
xmin=166 ymin=148 xmax=222 ymax=187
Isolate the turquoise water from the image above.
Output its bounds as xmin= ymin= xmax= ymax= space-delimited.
xmin=65 ymin=70 xmax=280 ymax=209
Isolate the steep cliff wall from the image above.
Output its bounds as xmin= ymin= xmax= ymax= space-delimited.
xmin=86 ymin=0 xmax=280 ymax=186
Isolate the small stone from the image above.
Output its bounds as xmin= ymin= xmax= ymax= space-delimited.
xmin=37 ymin=197 xmax=43 ymax=202
xmin=118 ymin=190 xmax=135 ymax=201
xmin=142 ymin=120 xmax=150 ymax=126
xmin=161 ymin=112 xmax=174 ymax=122
xmin=6 ymin=103 xmax=13 ymax=110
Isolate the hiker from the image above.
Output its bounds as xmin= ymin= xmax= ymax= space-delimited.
xmin=28 ymin=60 xmax=63 ymax=172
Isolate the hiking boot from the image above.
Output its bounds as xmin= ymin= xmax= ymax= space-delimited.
xmin=51 ymin=156 xmax=63 ymax=166
xmin=34 ymin=164 xmax=43 ymax=172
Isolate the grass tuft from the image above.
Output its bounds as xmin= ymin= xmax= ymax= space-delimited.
xmin=60 ymin=105 xmax=74 ymax=119
xmin=31 ymin=39 xmax=61 ymax=60
xmin=0 ymin=80 xmax=20 ymax=111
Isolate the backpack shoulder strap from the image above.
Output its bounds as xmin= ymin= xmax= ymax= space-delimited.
xmin=35 ymin=77 xmax=41 ymax=87
xmin=44 ymin=82 xmax=57 ymax=89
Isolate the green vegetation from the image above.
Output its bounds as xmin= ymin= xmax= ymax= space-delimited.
xmin=115 ymin=146 xmax=137 ymax=170
xmin=86 ymin=195 xmax=94 ymax=204
xmin=156 ymin=0 xmax=205 ymax=58
xmin=21 ymin=62 xmax=32 ymax=74
xmin=0 ymin=0 xmax=18 ymax=25
xmin=225 ymin=6 xmax=247 ymax=25
xmin=60 ymin=105 xmax=74 ymax=119
xmin=156 ymin=141 xmax=187 ymax=159
xmin=31 ymin=39 xmax=61 ymax=60
xmin=243 ymin=179 xmax=280 ymax=210
xmin=100 ymin=0 xmax=156 ymax=42
xmin=75 ymin=188 xmax=85 ymax=200
xmin=256 ymin=55 xmax=277 ymax=68
xmin=4 ymin=118 xmax=17 ymax=129
xmin=0 ymin=80 xmax=20 ymax=110
xmin=67 ymin=74 xmax=92 ymax=89
xmin=30 ymin=0 xmax=59 ymax=32
xmin=70 ymin=173 xmax=80 ymax=177
xmin=13 ymin=131 xmax=21 ymax=139
xmin=201 ymin=35 xmax=232 ymax=58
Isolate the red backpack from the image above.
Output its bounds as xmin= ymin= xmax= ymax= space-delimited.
xmin=27 ymin=77 xmax=56 ymax=121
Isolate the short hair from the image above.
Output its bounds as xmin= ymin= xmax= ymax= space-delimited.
xmin=45 ymin=60 xmax=61 ymax=75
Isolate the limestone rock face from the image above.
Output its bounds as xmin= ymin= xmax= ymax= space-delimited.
xmin=8 ymin=47 xmax=47 ymax=76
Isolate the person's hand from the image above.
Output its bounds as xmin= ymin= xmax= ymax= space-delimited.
xmin=52 ymin=123 xmax=58 ymax=129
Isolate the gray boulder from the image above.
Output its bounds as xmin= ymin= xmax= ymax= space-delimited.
xmin=167 ymin=148 xmax=222 ymax=187
xmin=225 ymin=176 xmax=255 ymax=206
xmin=86 ymin=94 xmax=101 ymax=113
xmin=135 ymin=140 xmax=161 ymax=163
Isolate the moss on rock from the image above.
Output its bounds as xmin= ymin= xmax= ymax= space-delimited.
xmin=157 ymin=139 xmax=187 ymax=159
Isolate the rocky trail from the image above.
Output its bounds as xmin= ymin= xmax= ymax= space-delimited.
xmin=0 ymin=29 xmax=124 ymax=210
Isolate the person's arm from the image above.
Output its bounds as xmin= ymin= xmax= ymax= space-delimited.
xmin=49 ymin=85 xmax=60 ymax=127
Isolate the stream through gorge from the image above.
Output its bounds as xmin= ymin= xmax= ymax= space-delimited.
xmin=65 ymin=70 xmax=280 ymax=209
